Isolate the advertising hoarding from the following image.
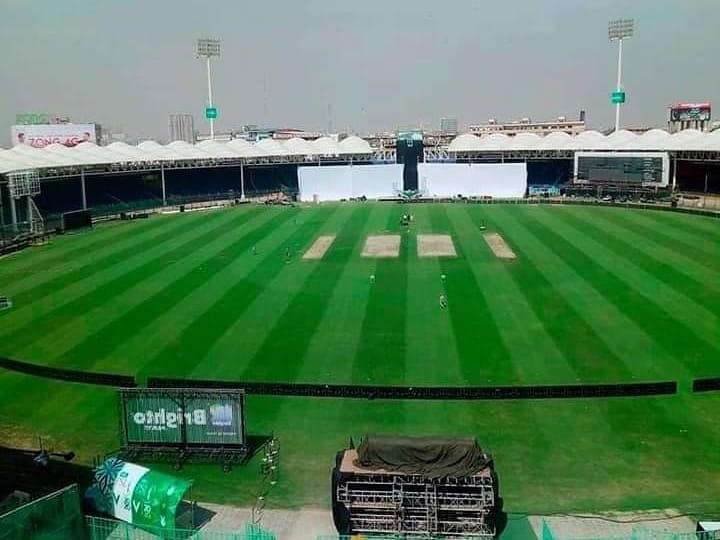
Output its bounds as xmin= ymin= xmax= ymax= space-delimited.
xmin=669 ymin=103 xmax=711 ymax=122
xmin=10 ymin=123 xmax=97 ymax=148
xmin=120 ymin=389 xmax=246 ymax=446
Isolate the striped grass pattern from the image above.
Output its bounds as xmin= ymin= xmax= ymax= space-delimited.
xmin=0 ymin=203 xmax=718 ymax=513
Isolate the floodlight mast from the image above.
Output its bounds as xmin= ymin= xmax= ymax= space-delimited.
xmin=197 ymin=38 xmax=221 ymax=140
xmin=608 ymin=19 xmax=634 ymax=132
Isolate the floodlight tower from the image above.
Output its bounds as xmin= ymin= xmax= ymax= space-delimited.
xmin=196 ymin=38 xmax=221 ymax=140
xmin=608 ymin=19 xmax=634 ymax=132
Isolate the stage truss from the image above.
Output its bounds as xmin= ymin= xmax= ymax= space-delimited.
xmin=7 ymin=170 xmax=41 ymax=198
xmin=335 ymin=451 xmax=497 ymax=538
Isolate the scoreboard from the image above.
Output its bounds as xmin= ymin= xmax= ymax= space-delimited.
xmin=574 ymin=152 xmax=669 ymax=186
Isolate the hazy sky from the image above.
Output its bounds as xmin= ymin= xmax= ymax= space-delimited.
xmin=2 ymin=0 xmax=719 ymax=143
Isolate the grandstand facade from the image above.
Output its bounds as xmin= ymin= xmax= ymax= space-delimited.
xmin=1 ymin=129 xmax=720 ymax=224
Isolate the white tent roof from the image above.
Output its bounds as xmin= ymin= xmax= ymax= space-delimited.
xmin=73 ymin=142 xmax=128 ymax=165
xmin=137 ymin=140 xmax=183 ymax=161
xmin=106 ymin=142 xmax=155 ymax=161
xmin=226 ymin=138 xmax=264 ymax=158
xmin=448 ymin=129 xmax=720 ymax=153
xmin=42 ymin=143 xmax=97 ymax=166
xmin=618 ymin=129 xmax=671 ymax=150
xmin=2 ymin=130 xmax=720 ymax=177
xmin=565 ymin=130 xmax=607 ymax=150
xmin=313 ymin=136 xmax=342 ymax=155
xmin=506 ymin=133 xmax=542 ymax=151
xmin=700 ymin=130 xmax=720 ymax=151
xmin=338 ymin=135 xmax=372 ymax=154
xmin=448 ymin=133 xmax=482 ymax=152
xmin=256 ymin=138 xmax=290 ymax=156
xmin=478 ymin=133 xmax=510 ymax=151
xmin=196 ymin=139 xmax=245 ymax=159
xmin=535 ymin=131 xmax=572 ymax=150
xmin=166 ymin=140 xmax=214 ymax=160
xmin=283 ymin=137 xmax=317 ymax=156
xmin=664 ymin=129 xmax=706 ymax=151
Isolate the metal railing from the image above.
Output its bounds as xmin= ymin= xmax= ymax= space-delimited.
xmin=86 ymin=516 xmax=276 ymax=540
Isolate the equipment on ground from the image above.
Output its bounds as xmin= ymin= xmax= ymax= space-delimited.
xmin=332 ymin=435 xmax=498 ymax=537
xmin=61 ymin=209 xmax=92 ymax=232
xmin=85 ymin=458 xmax=192 ymax=530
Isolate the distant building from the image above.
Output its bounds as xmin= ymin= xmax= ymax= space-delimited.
xmin=440 ymin=118 xmax=458 ymax=134
xmin=468 ymin=116 xmax=585 ymax=137
xmin=99 ymin=130 xmax=127 ymax=145
xmin=168 ymin=114 xmax=195 ymax=143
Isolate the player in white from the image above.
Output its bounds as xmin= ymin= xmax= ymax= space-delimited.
xmin=439 ymin=294 xmax=448 ymax=309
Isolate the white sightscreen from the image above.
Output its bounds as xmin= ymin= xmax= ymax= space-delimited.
xmin=298 ymin=164 xmax=402 ymax=202
xmin=298 ymin=165 xmax=352 ymax=202
xmin=351 ymin=164 xmax=403 ymax=198
xmin=418 ymin=163 xmax=527 ymax=198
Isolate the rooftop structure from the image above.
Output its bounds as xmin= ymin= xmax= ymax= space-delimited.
xmin=468 ymin=116 xmax=585 ymax=137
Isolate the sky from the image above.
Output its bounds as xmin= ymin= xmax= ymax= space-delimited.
xmin=1 ymin=0 xmax=719 ymax=144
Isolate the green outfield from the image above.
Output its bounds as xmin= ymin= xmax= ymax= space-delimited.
xmin=0 ymin=203 xmax=719 ymax=513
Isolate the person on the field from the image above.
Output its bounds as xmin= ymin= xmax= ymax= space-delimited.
xmin=439 ymin=294 xmax=448 ymax=309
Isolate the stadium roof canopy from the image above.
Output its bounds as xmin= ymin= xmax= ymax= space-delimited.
xmin=447 ymin=128 xmax=720 ymax=154
xmin=0 ymin=136 xmax=374 ymax=176
xmin=2 ymin=129 xmax=720 ymax=177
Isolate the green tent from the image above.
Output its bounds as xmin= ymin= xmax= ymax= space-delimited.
xmin=88 ymin=457 xmax=192 ymax=530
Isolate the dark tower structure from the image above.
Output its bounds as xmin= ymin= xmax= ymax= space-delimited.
xmin=396 ymin=131 xmax=424 ymax=191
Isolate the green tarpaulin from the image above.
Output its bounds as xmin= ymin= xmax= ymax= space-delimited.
xmin=355 ymin=435 xmax=491 ymax=478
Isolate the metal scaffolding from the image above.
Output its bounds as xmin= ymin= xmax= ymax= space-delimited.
xmin=336 ymin=468 xmax=496 ymax=537
xmin=5 ymin=170 xmax=42 ymax=237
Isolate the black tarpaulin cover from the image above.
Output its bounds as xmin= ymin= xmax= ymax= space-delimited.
xmin=355 ymin=435 xmax=490 ymax=478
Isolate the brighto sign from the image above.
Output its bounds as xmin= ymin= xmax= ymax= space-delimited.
xmin=133 ymin=408 xmax=208 ymax=430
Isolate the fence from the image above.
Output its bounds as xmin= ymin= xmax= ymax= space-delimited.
xmin=318 ymin=536 xmax=437 ymax=540
xmin=542 ymin=520 xmax=720 ymax=540
xmin=0 ymin=484 xmax=85 ymax=540
xmin=633 ymin=528 xmax=720 ymax=540
xmin=86 ymin=516 xmax=275 ymax=540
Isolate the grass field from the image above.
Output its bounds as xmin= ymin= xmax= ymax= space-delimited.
xmin=0 ymin=202 xmax=719 ymax=514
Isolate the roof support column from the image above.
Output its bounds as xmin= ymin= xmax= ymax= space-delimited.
xmin=9 ymin=195 xmax=17 ymax=233
xmin=672 ymin=157 xmax=677 ymax=192
xmin=80 ymin=168 xmax=87 ymax=210
xmin=161 ymin=163 xmax=167 ymax=206
xmin=0 ymin=185 xmax=5 ymax=235
xmin=240 ymin=162 xmax=245 ymax=201
xmin=27 ymin=196 xmax=33 ymax=234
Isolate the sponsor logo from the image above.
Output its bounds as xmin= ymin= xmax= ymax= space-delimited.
xmin=132 ymin=408 xmax=207 ymax=430
xmin=210 ymin=403 xmax=233 ymax=427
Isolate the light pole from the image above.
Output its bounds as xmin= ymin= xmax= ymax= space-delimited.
xmin=196 ymin=38 xmax=221 ymax=140
xmin=608 ymin=19 xmax=634 ymax=132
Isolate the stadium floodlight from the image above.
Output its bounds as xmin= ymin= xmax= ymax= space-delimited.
xmin=196 ymin=38 xmax=221 ymax=140
xmin=608 ymin=19 xmax=634 ymax=132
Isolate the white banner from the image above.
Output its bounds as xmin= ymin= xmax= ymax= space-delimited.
xmin=298 ymin=164 xmax=402 ymax=202
xmin=11 ymin=123 xmax=97 ymax=148
xmin=418 ymin=163 xmax=527 ymax=198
